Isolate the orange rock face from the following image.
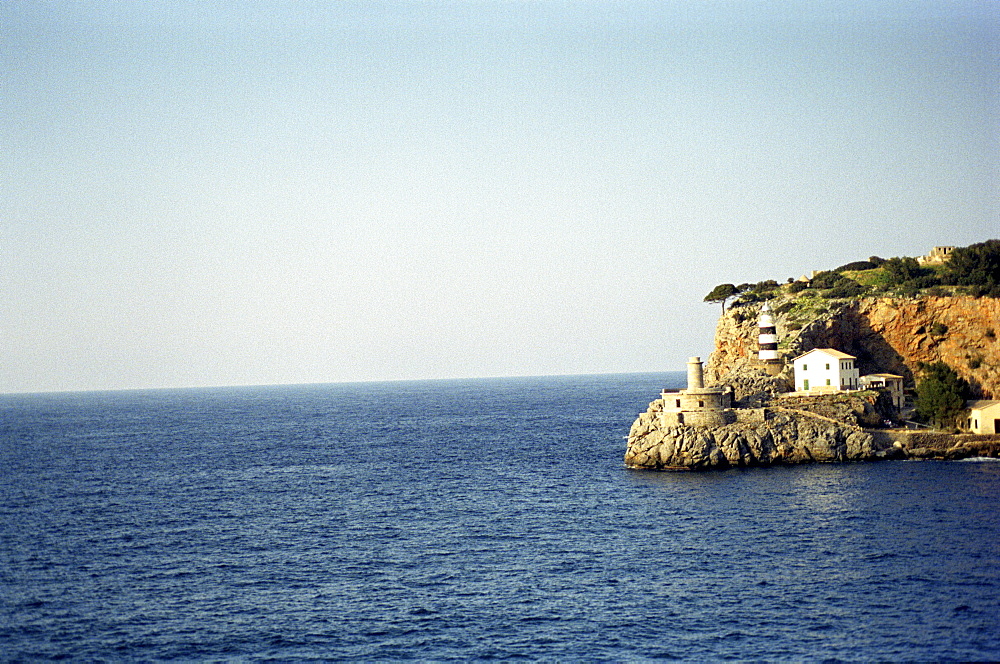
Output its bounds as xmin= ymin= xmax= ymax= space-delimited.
xmin=707 ymin=295 xmax=1000 ymax=399
xmin=854 ymin=296 xmax=999 ymax=398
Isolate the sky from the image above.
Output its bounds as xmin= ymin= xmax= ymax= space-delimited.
xmin=2 ymin=1 xmax=998 ymax=393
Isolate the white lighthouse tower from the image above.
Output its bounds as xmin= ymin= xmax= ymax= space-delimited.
xmin=758 ymin=301 xmax=778 ymax=362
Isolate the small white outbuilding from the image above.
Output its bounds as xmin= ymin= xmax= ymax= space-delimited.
xmin=792 ymin=348 xmax=859 ymax=393
xmin=966 ymin=400 xmax=1000 ymax=434
xmin=859 ymin=373 xmax=905 ymax=410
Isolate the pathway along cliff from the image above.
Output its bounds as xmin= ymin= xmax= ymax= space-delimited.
xmin=626 ymin=289 xmax=1000 ymax=470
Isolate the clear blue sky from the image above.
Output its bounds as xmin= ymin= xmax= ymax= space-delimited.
xmin=3 ymin=1 xmax=997 ymax=393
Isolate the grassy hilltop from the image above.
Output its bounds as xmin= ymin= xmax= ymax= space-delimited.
xmin=705 ymin=239 xmax=1000 ymax=312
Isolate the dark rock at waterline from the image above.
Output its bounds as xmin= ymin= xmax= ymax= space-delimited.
xmin=625 ymin=398 xmax=1000 ymax=470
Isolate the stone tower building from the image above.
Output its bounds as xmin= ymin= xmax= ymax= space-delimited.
xmin=660 ymin=357 xmax=734 ymax=427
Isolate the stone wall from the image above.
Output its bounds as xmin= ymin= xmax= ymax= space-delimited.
xmin=734 ymin=408 xmax=767 ymax=425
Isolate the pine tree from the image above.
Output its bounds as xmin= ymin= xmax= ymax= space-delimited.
xmin=704 ymin=283 xmax=738 ymax=312
xmin=914 ymin=362 xmax=969 ymax=429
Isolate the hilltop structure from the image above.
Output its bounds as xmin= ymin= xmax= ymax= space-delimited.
xmin=917 ymin=245 xmax=956 ymax=265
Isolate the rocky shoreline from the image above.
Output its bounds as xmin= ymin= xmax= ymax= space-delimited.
xmin=625 ymin=397 xmax=1000 ymax=471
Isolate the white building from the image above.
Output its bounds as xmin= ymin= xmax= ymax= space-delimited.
xmin=859 ymin=373 xmax=905 ymax=410
xmin=917 ymin=246 xmax=956 ymax=265
xmin=792 ymin=348 xmax=859 ymax=393
xmin=966 ymin=400 xmax=1000 ymax=434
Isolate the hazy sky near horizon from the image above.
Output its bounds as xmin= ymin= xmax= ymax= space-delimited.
xmin=3 ymin=1 xmax=998 ymax=393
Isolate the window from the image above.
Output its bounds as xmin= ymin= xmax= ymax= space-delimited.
xmin=675 ymin=399 xmax=681 ymax=408
xmin=803 ymin=364 xmax=808 ymax=371
xmin=698 ymin=401 xmax=704 ymax=408
xmin=803 ymin=379 xmax=809 ymax=390
xmin=826 ymin=363 xmax=830 ymax=370
xmin=826 ymin=379 xmax=831 ymax=386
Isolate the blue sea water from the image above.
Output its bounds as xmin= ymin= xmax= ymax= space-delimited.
xmin=2 ymin=372 xmax=1000 ymax=662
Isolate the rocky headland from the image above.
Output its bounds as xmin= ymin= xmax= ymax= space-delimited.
xmin=626 ymin=391 xmax=1000 ymax=470
xmin=626 ymin=251 xmax=1000 ymax=470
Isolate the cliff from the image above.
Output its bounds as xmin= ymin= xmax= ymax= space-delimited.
xmin=707 ymin=294 xmax=1000 ymax=399
xmin=625 ymin=291 xmax=1000 ymax=470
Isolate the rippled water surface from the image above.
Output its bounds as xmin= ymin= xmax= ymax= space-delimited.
xmin=3 ymin=373 xmax=1000 ymax=661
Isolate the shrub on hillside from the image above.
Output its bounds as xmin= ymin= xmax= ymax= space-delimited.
xmin=773 ymin=301 xmax=795 ymax=315
xmin=787 ymin=280 xmax=808 ymax=294
xmin=911 ymin=274 xmax=941 ymax=289
xmin=882 ymin=256 xmax=928 ymax=286
xmin=810 ymin=271 xmax=840 ymax=289
xmin=834 ymin=260 xmax=879 ymax=272
xmin=942 ymin=239 xmax=1000 ymax=289
xmin=754 ymin=279 xmax=780 ymax=292
xmin=967 ymin=283 xmax=1000 ymax=298
xmin=733 ymin=290 xmax=777 ymax=306
xmin=825 ymin=278 xmax=866 ymax=299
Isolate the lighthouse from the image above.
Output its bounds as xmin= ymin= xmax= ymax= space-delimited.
xmin=758 ymin=301 xmax=778 ymax=361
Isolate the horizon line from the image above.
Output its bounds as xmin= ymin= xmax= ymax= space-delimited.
xmin=0 ymin=369 xmax=690 ymax=397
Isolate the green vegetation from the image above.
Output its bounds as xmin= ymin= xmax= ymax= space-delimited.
xmin=913 ymin=362 xmax=970 ymax=429
xmin=704 ymin=280 xmax=783 ymax=311
xmin=839 ymin=268 xmax=889 ymax=287
xmin=826 ymin=278 xmax=865 ymax=299
xmin=809 ymin=270 xmax=840 ymax=289
xmin=940 ymin=239 xmax=1000 ymax=297
xmin=881 ymin=256 xmax=927 ymax=286
xmin=770 ymin=291 xmax=829 ymax=324
xmin=787 ymin=280 xmax=808 ymax=293
xmin=703 ymin=283 xmax=738 ymax=312
xmin=834 ymin=259 xmax=882 ymax=272
xmin=713 ymin=240 xmax=999 ymax=311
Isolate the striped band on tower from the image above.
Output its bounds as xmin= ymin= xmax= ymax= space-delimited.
xmin=758 ymin=301 xmax=778 ymax=361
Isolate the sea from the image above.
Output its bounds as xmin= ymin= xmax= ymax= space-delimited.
xmin=2 ymin=372 xmax=999 ymax=662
